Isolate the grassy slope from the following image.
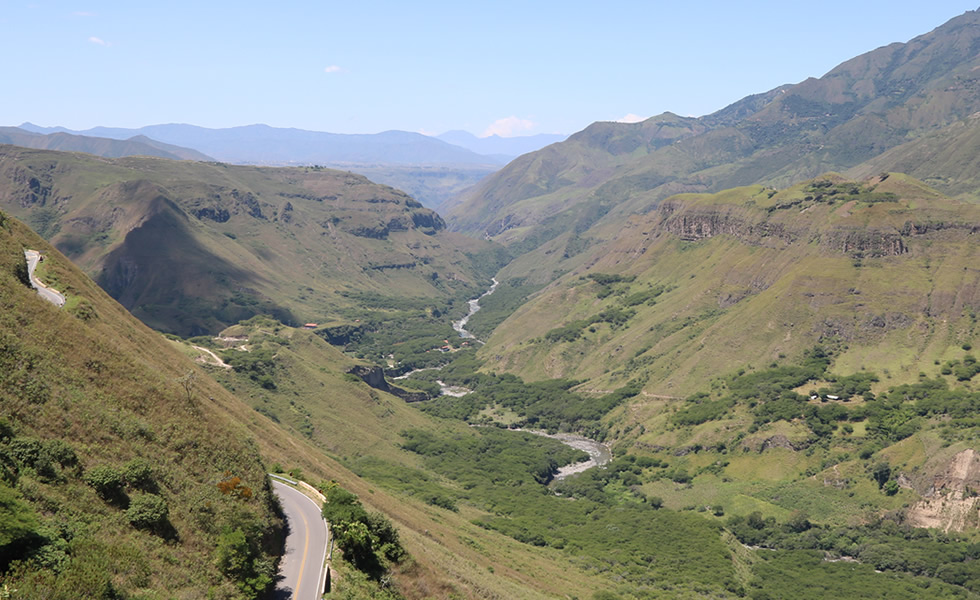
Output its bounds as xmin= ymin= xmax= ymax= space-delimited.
xmin=848 ymin=113 xmax=980 ymax=202
xmin=483 ymin=175 xmax=980 ymax=395
xmin=0 ymin=214 xmax=280 ymax=598
xmin=0 ymin=146 xmax=493 ymax=335
xmin=462 ymin=174 xmax=980 ymax=537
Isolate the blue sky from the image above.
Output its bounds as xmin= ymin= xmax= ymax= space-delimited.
xmin=3 ymin=1 xmax=978 ymax=136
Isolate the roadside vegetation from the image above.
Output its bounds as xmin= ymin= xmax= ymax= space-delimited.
xmin=0 ymin=213 xmax=282 ymax=599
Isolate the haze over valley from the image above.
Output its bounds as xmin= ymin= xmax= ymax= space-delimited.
xmin=2 ymin=4 xmax=980 ymax=600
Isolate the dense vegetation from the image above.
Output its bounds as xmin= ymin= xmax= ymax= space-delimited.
xmin=412 ymin=352 xmax=642 ymax=436
xmin=398 ymin=427 xmax=743 ymax=598
xmin=728 ymin=512 xmax=980 ymax=592
xmin=319 ymin=483 xmax=405 ymax=581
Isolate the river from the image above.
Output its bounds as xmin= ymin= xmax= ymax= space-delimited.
xmin=410 ymin=278 xmax=613 ymax=476
xmin=452 ymin=278 xmax=499 ymax=340
xmin=519 ymin=430 xmax=613 ymax=479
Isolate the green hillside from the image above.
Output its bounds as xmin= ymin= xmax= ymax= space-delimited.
xmin=444 ymin=9 xmax=980 ymax=284
xmin=849 ymin=112 xmax=980 ymax=201
xmin=0 ymin=145 xmax=496 ymax=335
xmin=0 ymin=212 xmax=282 ymax=598
xmin=482 ymin=174 xmax=979 ymax=393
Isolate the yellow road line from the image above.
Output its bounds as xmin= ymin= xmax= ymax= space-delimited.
xmin=296 ymin=499 xmax=311 ymax=597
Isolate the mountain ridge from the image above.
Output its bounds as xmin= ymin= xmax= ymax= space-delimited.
xmin=0 ymin=145 xmax=495 ymax=335
xmin=0 ymin=126 xmax=211 ymax=161
xmin=444 ymin=9 xmax=980 ymax=256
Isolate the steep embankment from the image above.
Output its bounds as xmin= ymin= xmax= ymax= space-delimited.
xmin=0 ymin=211 xmax=282 ymax=597
xmin=0 ymin=146 xmax=494 ymax=335
xmin=482 ymin=174 xmax=980 ymax=394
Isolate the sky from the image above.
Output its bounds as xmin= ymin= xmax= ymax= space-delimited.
xmin=3 ymin=1 xmax=979 ymax=137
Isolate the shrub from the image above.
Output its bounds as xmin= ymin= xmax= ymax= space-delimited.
xmin=0 ymin=482 xmax=39 ymax=564
xmin=126 ymin=493 xmax=169 ymax=530
xmin=215 ymin=527 xmax=275 ymax=598
xmin=84 ymin=465 xmax=124 ymax=500
xmin=122 ymin=457 xmax=154 ymax=490
xmin=321 ymin=483 xmax=405 ymax=579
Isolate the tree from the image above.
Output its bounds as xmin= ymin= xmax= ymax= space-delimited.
xmin=176 ymin=370 xmax=195 ymax=403
xmin=872 ymin=462 xmax=891 ymax=489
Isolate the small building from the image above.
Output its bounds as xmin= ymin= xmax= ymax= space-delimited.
xmin=303 ymin=323 xmax=318 ymax=329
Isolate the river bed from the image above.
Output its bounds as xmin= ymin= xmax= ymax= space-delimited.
xmin=519 ymin=429 xmax=613 ymax=479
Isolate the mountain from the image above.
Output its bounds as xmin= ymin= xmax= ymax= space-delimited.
xmin=0 ymin=145 xmax=496 ymax=335
xmin=19 ymin=122 xmax=504 ymax=167
xmin=847 ymin=111 xmax=980 ymax=200
xmin=15 ymin=123 xmax=504 ymax=208
xmin=0 ymin=126 xmax=211 ymax=161
xmin=436 ymin=130 xmax=568 ymax=160
xmin=480 ymin=173 xmax=980 ymax=393
xmin=444 ymin=9 xmax=980 ymax=257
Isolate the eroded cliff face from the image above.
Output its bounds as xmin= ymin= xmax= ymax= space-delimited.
xmin=658 ymin=199 xmax=799 ymax=247
xmin=656 ymin=198 xmax=915 ymax=258
xmin=906 ymin=449 xmax=980 ymax=532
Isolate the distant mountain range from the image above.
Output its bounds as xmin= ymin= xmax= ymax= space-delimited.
xmin=18 ymin=122 xmax=503 ymax=167
xmin=0 ymin=126 xmax=212 ymax=161
xmin=10 ymin=123 xmax=566 ymax=208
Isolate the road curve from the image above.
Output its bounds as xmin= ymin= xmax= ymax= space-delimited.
xmin=24 ymin=250 xmax=65 ymax=307
xmin=271 ymin=479 xmax=329 ymax=600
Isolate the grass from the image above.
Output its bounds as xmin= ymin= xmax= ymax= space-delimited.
xmin=482 ymin=176 xmax=980 ymax=401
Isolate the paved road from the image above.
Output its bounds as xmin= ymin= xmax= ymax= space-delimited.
xmin=24 ymin=250 xmax=65 ymax=307
xmin=271 ymin=479 xmax=329 ymax=599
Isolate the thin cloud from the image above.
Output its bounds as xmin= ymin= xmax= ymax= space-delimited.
xmin=73 ymin=11 xmax=95 ymax=17
xmin=324 ymin=65 xmax=344 ymax=74
xmin=88 ymin=36 xmax=108 ymax=46
xmin=616 ymin=113 xmax=647 ymax=123
xmin=482 ymin=116 xmax=535 ymax=138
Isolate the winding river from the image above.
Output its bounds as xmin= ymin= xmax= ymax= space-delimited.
xmin=452 ymin=278 xmax=499 ymax=340
xmin=412 ymin=278 xmax=613 ymax=477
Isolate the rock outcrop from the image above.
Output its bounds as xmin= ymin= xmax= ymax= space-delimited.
xmin=906 ymin=449 xmax=980 ymax=532
xmin=345 ymin=365 xmax=429 ymax=403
